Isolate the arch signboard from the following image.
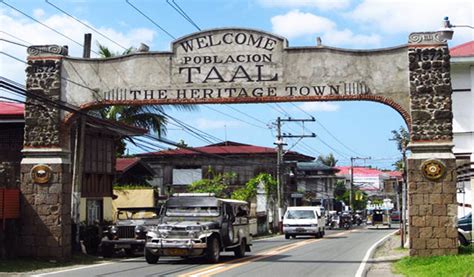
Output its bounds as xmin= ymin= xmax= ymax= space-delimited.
xmin=21 ymin=28 xmax=457 ymax=260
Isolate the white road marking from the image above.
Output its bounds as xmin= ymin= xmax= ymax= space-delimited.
xmin=354 ymin=230 xmax=398 ymax=277
xmin=189 ymin=266 xmax=225 ymax=277
xmin=30 ymin=257 xmax=142 ymax=277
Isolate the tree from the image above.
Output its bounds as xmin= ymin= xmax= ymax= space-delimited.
xmin=188 ymin=168 xmax=236 ymax=198
xmin=316 ymin=153 xmax=338 ymax=167
xmin=231 ymin=173 xmax=277 ymax=202
xmin=390 ymin=126 xmax=410 ymax=172
xmin=96 ymin=44 xmax=197 ymax=155
xmin=333 ymin=180 xmax=346 ymax=199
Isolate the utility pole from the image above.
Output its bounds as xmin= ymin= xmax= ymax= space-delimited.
xmin=274 ymin=117 xmax=316 ymax=232
xmin=350 ymin=156 xmax=371 ymax=210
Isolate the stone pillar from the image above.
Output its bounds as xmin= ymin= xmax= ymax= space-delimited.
xmin=19 ymin=45 xmax=72 ymax=260
xmin=407 ymin=32 xmax=458 ymax=256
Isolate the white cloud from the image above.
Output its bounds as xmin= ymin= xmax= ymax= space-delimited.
xmin=271 ymin=10 xmax=336 ymax=38
xmin=0 ymin=9 xmax=156 ymax=85
xmin=194 ymin=118 xmax=242 ymax=130
xmin=347 ymin=0 xmax=473 ymax=43
xmin=322 ymin=28 xmax=381 ymax=47
xmin=298 ymin=102 xmax=340 ymax=112
xmin=33 ymin=9 xmax=45 ymax=18
xmin=259 ymin=0 xmax=351 ymax=10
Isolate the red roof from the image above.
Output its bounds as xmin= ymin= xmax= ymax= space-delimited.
xmin=139 ymin=141 xmax=313 ymax=159
xmin=0 ymin=102 xmax=24 ymax=116
xmin=335 ymin=166 xmax=387 ymax=177
xmin=116 ymin=157 xmax=141 ymax=172
xmin=386 ymin=171 xmax=403 ymax=178
xmin=451 ymin=41 xmax=474 ymax=57
xmin=142 ymin=141 xmax=277 ymax=156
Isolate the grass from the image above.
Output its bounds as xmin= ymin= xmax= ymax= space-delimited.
xmin=393 ymin=245 xmax=474 ymax=277
xmin=0 ymin=254 xmax=104 ymax=273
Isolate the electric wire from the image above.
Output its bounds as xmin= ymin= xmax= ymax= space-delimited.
xmin=166 ymin=0 xmax=201 ymax=31
xmin=204 ymin=105 xmax=268 ymax=130
xmin=125 ymin=0 xmax=176 ymax=40
xmin=1 ymin=0 xmax=99 ymax=55
xmin=290 ymin=102 xmax=364 ymax=156
xmin=45 ymin=0 xmax=129 ymax=51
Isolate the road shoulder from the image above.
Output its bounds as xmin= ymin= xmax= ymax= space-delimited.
xmin=365 ymin=232 xmax=408 ymax=277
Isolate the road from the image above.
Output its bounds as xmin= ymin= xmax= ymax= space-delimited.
xmin=34 ymin=227 xmax=396 ymax=277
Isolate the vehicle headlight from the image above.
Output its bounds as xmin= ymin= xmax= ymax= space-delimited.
xmin=110 ymin=226 xmax=118 ymax=234
xmin=311 ymin=224 xmax=318 ymax=227
xmin=135 ymin=225 xmax=147 ymax=233
xmin=283 ymin=224 xmax=289 ymax=227
xmin=158 ymin=225 xmax=173 ymax=231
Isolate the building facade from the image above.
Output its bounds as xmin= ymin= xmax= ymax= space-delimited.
xmin=451 ymin=40 xmax=474 ymax=218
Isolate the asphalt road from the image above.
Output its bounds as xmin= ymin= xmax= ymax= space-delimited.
xmin=34 ymin=226 xmax=396 ymax=277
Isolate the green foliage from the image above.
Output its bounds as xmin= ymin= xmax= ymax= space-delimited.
xmin=96 ymin=43 xmax=197 ymax=156
xmin=337 ymin=188 xmax=368 ymax=210
xmin=188 ymin=169 xmax=236 ymax=198
xmin=113 ymin=184 xmax=153 ymax=190
xmin=316 ymin=153 xmax=338 ymax=167
xmin=390 ymin=126 xmax=409 ymax=172
xmin=231 ymin=173 xmax=277 ymax=202
xmin=394 ymin=248 xmax=474 ymax=277
xmin=334 ymin=180 xmax=347 ymax=199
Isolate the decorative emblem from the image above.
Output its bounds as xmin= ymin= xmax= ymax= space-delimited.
xmin=31 ymin=164 xmax=52 ymax=184
xmin=421 ymin=159 xmax=446 ymax=181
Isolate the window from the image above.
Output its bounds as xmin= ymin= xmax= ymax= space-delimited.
xmin=172 ymin=168 xmax=202 ymax=185
xmin=86 ymin=199 xmax=103 ymax=225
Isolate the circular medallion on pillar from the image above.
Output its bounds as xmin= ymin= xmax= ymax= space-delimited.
xmin=420 ymin=159 xmax=446 ymax=181
xmin=31 ymin=164 xmax=52 ymax=184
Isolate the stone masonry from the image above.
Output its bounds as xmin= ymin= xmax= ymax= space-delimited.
xmin=19 ymin=45 xmax=72 ymax=260
xmin=407 ymin=32 xmax=458 ymax=256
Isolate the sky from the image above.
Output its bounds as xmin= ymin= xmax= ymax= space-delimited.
xmin=1 ymin=0 xmax=473 ymax=169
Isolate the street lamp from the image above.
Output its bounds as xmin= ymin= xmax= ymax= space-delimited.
xmin=438 ymin=16 xmax=474 ymax=41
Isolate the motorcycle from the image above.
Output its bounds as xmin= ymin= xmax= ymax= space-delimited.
xmin=339 ymin=212 xmax=352 ymax=230
xmin=353 ymin=213 xmax=363 ymax=226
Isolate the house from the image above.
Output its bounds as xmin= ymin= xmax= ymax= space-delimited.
xmin=138 ymin=141 xmax=315 ymax=199
xmin=115 ymin=157 xmax=154 ymax=186
xmin=335 ymin=166 xmax=390 ymax=196
xmin=451 ymin=40 xmax=474 ymax=217
xmin=290 ymin=161 xmax=341 ymax=209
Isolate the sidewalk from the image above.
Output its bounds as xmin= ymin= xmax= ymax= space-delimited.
xmin=365 ymin=233 xmax=408 ymax=277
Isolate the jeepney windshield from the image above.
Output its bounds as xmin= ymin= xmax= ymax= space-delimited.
xmin=117 ymin=210 xmax=159 ymax=220
xmin=165 ymin=206 xmax=220 ymax=217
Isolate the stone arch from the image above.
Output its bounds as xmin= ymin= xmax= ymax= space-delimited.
xmin=20 ymin=28 xmax=457 ymax=260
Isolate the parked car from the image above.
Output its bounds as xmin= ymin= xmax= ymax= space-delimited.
xmin=144 ymin=193 xmax=252 ymax=264
xmin=283 ymin=206 xmax=326 ymax=239
xmin=390 ymin=210 xmax=401 ymax=222
xmin=458 ymin=213 xmax=472 ymax=246
xmin=101 ymin=207 xmax=161 ymax=257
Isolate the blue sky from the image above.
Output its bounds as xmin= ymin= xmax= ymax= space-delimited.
xmin=1 ymin=0 xmax=473 ymax=169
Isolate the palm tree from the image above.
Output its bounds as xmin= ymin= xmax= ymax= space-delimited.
xmin=96 ymin=44 xmax=197 ymax=155
xmin=390 ymin=126 xmax=410 ymax=172
xmin=316 ymin=153 xmax=338 ymax=167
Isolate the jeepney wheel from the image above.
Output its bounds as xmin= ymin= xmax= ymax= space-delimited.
xmin=206 ymin=237 xmax=220 ymax=263
xmin=101 ymin=244 xmax=113 ymax=258
xmin=285 ymin=234 xmax=290 ymax=239
xmin=145 ymin=248 xmax=159 ymax=264
xmin=234 ymin=238 xmax=246 ymax=258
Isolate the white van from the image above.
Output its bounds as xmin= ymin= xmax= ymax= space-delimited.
xmin=283 ymin=206 xmax=326 ymax=239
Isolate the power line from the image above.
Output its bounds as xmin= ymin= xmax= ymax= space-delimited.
xmin=1 ymin=0 xmax=99 ymax=55
xmin=224 ymin=104 xmax=270 ymax=128
xmin=166 ymin=0 xmax=201 ymax=31
xmin=289 ymin=102 xmax=364 ymax=156
xmin=125 ymin=0 xmax=176 ymax=40
xmin=45 ymin=0 xmax=129 ymax=51
xmin=205 ymin=105 xmax=268 ymax=130
xmin=0 ymin=30 xmax=32 ymax=45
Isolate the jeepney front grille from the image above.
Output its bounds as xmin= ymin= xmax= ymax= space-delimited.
xmin=289 ymin=224 xmax=312 ymax=227
xmin=117 ymin=226 xmax=135 ymax=238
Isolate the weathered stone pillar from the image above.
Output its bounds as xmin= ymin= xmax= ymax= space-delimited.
xmin=407 ymin=32 xmax=458 ymax=256
xmin=19 ymin=45 xmax=72 ymax=260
